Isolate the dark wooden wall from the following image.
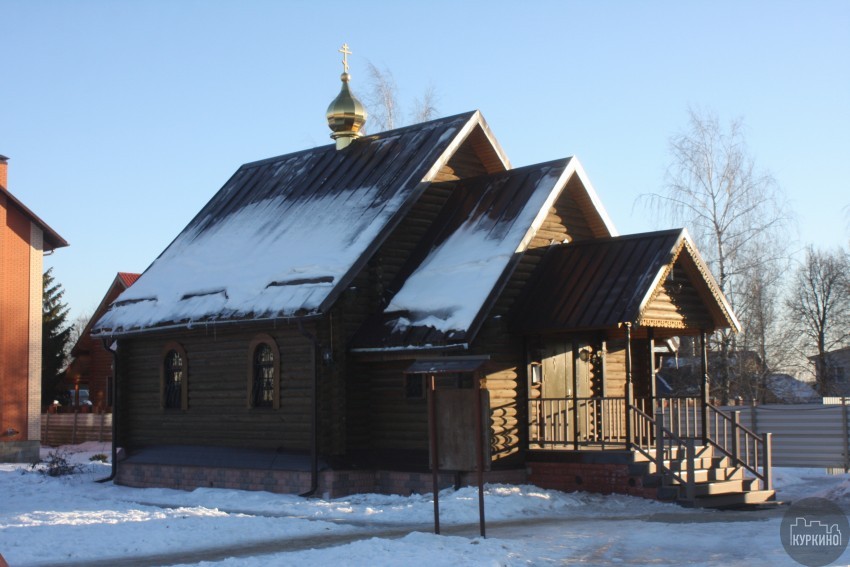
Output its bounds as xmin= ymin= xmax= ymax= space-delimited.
xmin=340 ymin=129 xmax=499 ymax=460
xmin=114 ymin=130 xmax=629 ymax=471
xmin=117 ymin=323 xmax=315 ymax=451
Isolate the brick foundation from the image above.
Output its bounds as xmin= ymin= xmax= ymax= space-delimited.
xmin=116 ymin=463 xmax=527 ymax=498
xmin=114 ymin=447 xmax=667 ymax=501
xmin=527 ymin=452 xmax=658 ymax=500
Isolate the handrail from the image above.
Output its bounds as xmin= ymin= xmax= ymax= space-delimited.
xmin=706 ymin=403 xmax=772 ymax=490
xmin=631 ymin=405 xmax=696 ymax=501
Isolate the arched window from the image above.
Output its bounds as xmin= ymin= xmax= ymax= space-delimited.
xmin=247 ymin=334 xmax=280 ymax=409
xmin=161 ymin=342 xmax=188 ymax=410
xmin=253 ymin=344 xmax=275 ymax=408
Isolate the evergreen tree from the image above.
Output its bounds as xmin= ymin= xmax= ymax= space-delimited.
xmin=42 ymin=268 xmax=71 ymax=406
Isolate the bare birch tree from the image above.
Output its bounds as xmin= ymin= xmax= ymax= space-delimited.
xmin=733 ymin=240 xmax=796 ymax=401
xmin=363 ymin=63 xmax=438 ymax=133
xmin=365 ymin=62 xmax=399 ymax=132
xmin=410 ymin=84 xmax=439 ymax=125
xmin=644 ymin=108 xmax=792 ymax=402
xmin=785 ymin=246 xmax=850 ymax=395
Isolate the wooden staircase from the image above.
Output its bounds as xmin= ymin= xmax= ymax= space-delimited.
xmin=630 ymin=402 xmax=776 ymax=509
xmin=633 ymin=444 xmax=776 ymax=509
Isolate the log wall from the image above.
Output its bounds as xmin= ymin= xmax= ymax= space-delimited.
xmin=117 ymin=323 xmax=316 ymax=452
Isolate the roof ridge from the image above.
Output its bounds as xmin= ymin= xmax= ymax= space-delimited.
xmin=240 ymin=111 xmax=479 ymax=171
xmin=554 ymin=228 xmax=684 ymax=248
xmin=432 ymin=156 xmax=571 ymax=187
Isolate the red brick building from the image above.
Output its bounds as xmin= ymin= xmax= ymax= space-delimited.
xmin=66 ymin=272 xmax=139 ymax=412
xmin=0 ymin=155 xmax=68 ymax=462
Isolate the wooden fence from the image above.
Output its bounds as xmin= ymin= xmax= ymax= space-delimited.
xmin=40 ymin=412 xmax=112 ymax=446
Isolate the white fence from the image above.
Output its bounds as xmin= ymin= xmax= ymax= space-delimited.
xmin=717 ymin=403 xmax=850 ymax=469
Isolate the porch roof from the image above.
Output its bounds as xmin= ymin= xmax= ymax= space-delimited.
xmin=405 ymin=356 xmax=490 ymax=375
xmin=513 ymin=229 xmax=740 ymax=334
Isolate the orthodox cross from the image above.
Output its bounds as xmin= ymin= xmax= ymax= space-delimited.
xmin=339 ymin=43 xmax=352 ymax=73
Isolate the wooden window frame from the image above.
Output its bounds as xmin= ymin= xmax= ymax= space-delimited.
xmin=247 ymin=334 xmax=281 ymax=410
xmin=160 ymin=341 xmax=188 ymax=411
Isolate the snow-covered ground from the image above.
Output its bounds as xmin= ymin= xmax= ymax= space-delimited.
xmin=1 ymin=442 xmax=849 ymax=566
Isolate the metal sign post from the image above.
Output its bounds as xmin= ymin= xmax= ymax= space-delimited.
xmin=428 ymin=373 xmax=440 ymax=535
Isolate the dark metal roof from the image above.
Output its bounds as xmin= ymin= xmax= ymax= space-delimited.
xmin=93 ymin=112 xmax=485 ymax=335
xmin=350 ymin=160 xmax=570 ymax=351
xmin=405 ymin=356 xmax=491 ymax=375
xmin=513 ymin=229 xmax=685 ymax=333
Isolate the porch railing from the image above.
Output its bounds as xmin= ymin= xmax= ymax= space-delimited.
xmin=528 ymin=397 xmax=627 ymax=449
xmin=632 ymin=405 xmax=696 ymax=501
xmin=705 ymin=403 xmax=772 ymax=491
xmin=529 ymin=395 xmax=772 ymax=492
xmin=637 ymin=396 xmax=703 ymax=440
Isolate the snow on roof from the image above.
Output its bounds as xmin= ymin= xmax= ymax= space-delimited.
xmin=385 ymin=160 xmax=569 ymax=334
xmin=93 ymin=113 xmax=477 ymax=335
xmin=767 ymin=374 xmax=820 ymax=403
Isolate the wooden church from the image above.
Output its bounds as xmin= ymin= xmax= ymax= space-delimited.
xmin=93 ymin=47 xmax=773 ymax=508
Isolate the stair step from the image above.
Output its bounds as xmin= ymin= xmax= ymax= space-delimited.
xmin=633 ymin=445 xmax=712 ymax=462
xmin=690 ymin=490 xmax=777 ymax=509
xmin=690 ymin=478 xmax=759 ymax=496
xmin=712 ymin=455 xmax=731 ymax=468
xmin=709 ymin=466 xmax=744 ymax=481
xmin=666 ymin=470 xmax=710 ymax=484
xmin=669 ymin=457 xmax=715 ymax=471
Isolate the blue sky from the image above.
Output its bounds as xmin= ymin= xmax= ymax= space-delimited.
xmin=2 ymin=1 xmax=848 ymax=322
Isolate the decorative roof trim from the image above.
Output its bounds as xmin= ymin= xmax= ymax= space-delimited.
xmin=635 ymin=229 xmax=741 ymax=333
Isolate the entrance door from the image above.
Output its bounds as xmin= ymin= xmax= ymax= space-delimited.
xmin=574 ymin=341 xmax=594 ymax=443
xmin=539 ymin=338 xmax=572 ymax=446
xmin=536 ymin=338 xmax=598 ymax=447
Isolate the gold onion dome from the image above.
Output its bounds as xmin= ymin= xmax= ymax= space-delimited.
xmin=327 ymin=44 xmax=367 ymax=149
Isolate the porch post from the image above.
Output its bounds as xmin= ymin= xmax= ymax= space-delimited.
xmin=624 ymin=323 xmax=634 ymax=448
xmin=474 ymin=370 xmax=486 ymax=538
xmin=648 ymin=328 xmax=656 ymax=414
xmin=428 ymin=373 xmax=440 ymax=535
xmin=700 ymin=331 xmax=709 ymax=444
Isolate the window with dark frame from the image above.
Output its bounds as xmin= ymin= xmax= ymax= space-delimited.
xmin=163 ymin=350 xmax=184 ymax=409
xmin=252 ymin=343 xmax=275 ymax=408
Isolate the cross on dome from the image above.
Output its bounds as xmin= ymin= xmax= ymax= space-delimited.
xmin=339 ymin=43 xmax=352 ymax=74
